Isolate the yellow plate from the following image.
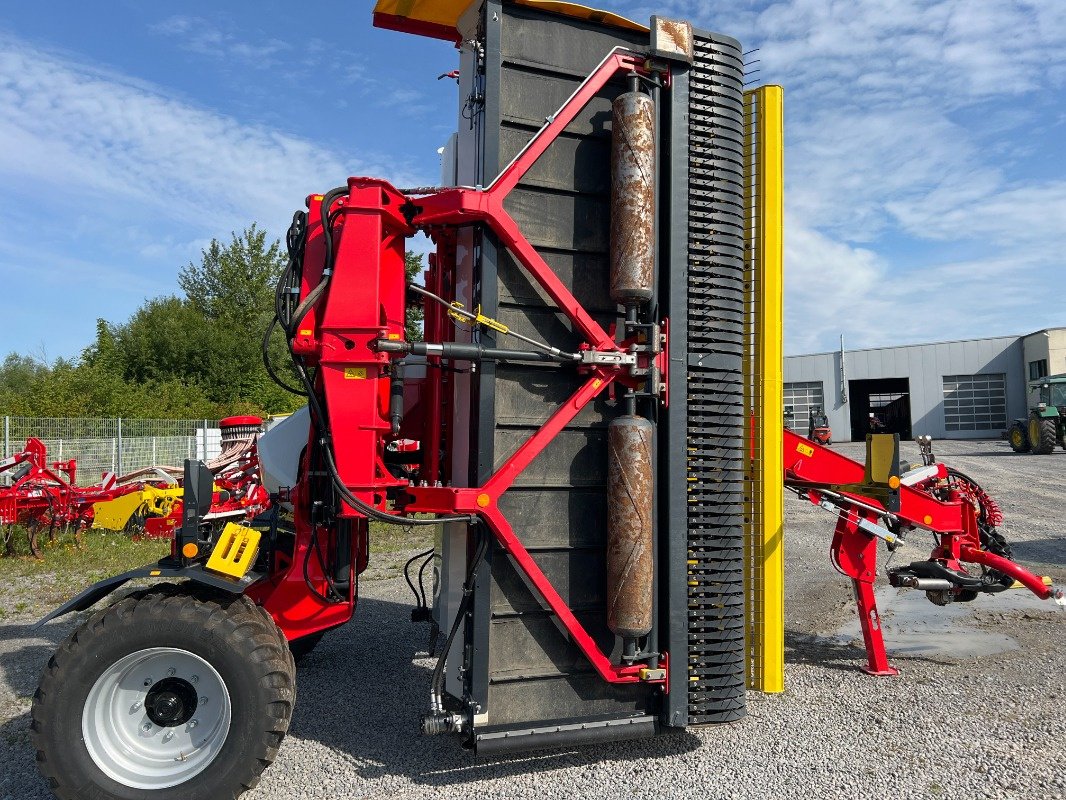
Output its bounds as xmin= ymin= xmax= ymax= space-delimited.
xmin=205 ymin=522 xmax=261 ymax=579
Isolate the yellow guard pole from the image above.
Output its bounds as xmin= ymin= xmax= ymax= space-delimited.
xmin=743 ymin=85 xmax=784 ymax=693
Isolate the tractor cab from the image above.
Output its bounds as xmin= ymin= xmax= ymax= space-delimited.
xmin=1031 ymin=376 xmax=1066 ymax=411
xmin=1009 ymin=373 xmax=1066 ymax=454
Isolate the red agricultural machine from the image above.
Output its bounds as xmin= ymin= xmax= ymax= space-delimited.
xmin=27 ymin=3 xmax=1062 ymax=799
xmin=0 ymin=417 xmax=271 ymax=558
xmin=0 ymin=437 xmax=117 ymax=556
xmin=89 ymin=416 xmax=271 ymax=539
xmin=783 ymin=431 xmax=1063 ymax=675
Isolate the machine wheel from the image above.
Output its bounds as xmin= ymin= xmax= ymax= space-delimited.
xmin=31 ymin=586 xmax=295 ymax=800
xmin=1028 ymin=414 xmax=1057 ymax=455
xmin=1008 ymin=423 xmax=1030 ymax=453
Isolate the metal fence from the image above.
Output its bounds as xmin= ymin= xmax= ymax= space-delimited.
xmin=2 ymin=417 xmax=222 ymax=486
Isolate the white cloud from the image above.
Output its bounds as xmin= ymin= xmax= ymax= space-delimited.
xmin=616 ymin=0 xmax=1066 ymax=350
xmin=150 ymin=15 xmax=292 ymax=67
xmin=889 ymin=180 xmax=1066 ymax=244
xmin=0 ymin=34 xmax=425 ymax=234
xmin=0 ymin=31 xmax=438 ymax=356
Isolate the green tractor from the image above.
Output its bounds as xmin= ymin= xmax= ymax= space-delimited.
xmin=1008 ymin=373 xmax=1066 ymax=454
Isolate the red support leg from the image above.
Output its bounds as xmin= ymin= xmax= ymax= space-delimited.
xmin=830 ymin=511 xmax=899 ymax=676
xmin=851 ymin=579 xmax=899 ymax=676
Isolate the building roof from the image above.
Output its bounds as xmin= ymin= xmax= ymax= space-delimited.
xmin=788 ymin=327 xmax=1066 ymax=359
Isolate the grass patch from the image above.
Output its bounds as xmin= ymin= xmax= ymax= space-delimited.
xmin=0 ymin=519 xmax=434 ymax=614
xmin=368 ymin=519 xmax=434 ymax=555
xmin=0 ymin=526 xmax=170 ymax=613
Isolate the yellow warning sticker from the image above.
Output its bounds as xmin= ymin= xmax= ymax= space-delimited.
xmin=344 ymin=367 xmax=367 ymax=380
xmin=796 ymin=443 xmax=814 ymax=457
xmin=298 ymin=329 xmax=313 ymax=336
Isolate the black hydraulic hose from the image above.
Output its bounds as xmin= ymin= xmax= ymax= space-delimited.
xmin=322 ymin=443 xmax=475 ymax=527
xmin=417 ymin=549 xmax=434 ymax=608
xmin=303 ymin=525 xmax=343 ymax=604
xmin=291 ymin=356 xmax=474 ymax=527
xmin=264 ymin=210 xmax=307 ymax=395
xmin=262 ymin=317 xmax=305 ymax=395
xmin=405 ymin=547 xmax=435 ymax=607
xmin=430 ymin=525 xmax=488 ymax=712
xmin=276 ymin=210 xmax=306 ymax=327
xmin=286 ymin=186 xmax=348 ymax=338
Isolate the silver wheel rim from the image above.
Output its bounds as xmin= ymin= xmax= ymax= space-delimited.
xmin=82 ymin=647 xmax=231 ymax=790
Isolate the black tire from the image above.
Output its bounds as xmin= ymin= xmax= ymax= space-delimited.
xmin=1028 ymin=414 xmax=1056 ymax=455
xmin=32 ymin=585 xmax=295 ymax=800
xmin=288 ymin=631 xmax=325 ymax=663
xmin=1008 ymin=423 xmax=1030 ymax=453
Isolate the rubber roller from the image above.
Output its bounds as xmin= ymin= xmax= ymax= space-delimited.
xmin=609 ymin=89 xmax=655 ymax=307
xmin=606 ymin=414 xmax=654 ymax=656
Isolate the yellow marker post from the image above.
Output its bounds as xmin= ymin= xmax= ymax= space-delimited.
xmin=743 ymin=85 xmax=785 ymax=693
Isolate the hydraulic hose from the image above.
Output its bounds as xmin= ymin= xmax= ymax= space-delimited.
xmin=285 ymin=186 xmax=348 ymax=338
xmin=429 ymin=524 xmax=488 ymax=714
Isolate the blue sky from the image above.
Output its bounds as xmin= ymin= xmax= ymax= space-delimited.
xmin=1 ymin=1 xmax=1063 ymax=359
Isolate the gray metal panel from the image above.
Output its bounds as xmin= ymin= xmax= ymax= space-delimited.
xmin=472 ymin=0 xmax=653 ymax=731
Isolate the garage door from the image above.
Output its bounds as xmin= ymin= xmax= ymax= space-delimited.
xmin=784 ymin=381 xmax=824 ymax=430
xmin=942 ymin=374 xmax=1007 ymax=432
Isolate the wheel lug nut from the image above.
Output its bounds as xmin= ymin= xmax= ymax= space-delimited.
xmin=188 ymin=719 xmax=199 ymax=728
xmin=190 ymin=675 xmax=199 ymax=684
xmin=167 ymin=667 xmax=176 ymax=676
xmin=200 ymin=696 xmax=208 ymax=705
xmin=143 ymin=677 xmax=152 ymax=687
xmin=141 ymin=723 xmax=152 ymax=733
xmin=162 ymin=731 xmax=174 ymax=742
xmin=131 ymin=701 xmax=142 ymax=711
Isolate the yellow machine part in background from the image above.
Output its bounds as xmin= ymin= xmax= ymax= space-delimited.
xmin=92 ymin=486 xmax=184 ymax=532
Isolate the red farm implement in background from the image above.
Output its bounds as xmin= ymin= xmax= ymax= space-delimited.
xmin=98 ymin=415 xmax=273 ymax=539
xmin=782 ymin=430 xmax=1064 ymax=675
xmin=0 ymin=437 xmax=125 ymax=556
xmin=0 ymin=417 xmax=272 ymax=556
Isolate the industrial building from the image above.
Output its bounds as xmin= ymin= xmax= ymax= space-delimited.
xmin=784 ymin=328 xmax=1066 ymax=442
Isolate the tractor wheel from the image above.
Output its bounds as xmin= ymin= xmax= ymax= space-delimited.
xmin=1008 ymin=423 xmax=1030 ymax=453
xmin=31 ymin=586 xmax=295 ymax=800
xmin=1028 ymin=414 xmax=1057 ymax=455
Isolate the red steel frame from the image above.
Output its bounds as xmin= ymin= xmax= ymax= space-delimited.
xmin=782 ymin=429 xmax=1055 ymax=675
xmin=266 ymin=49 xmax=669 ymax=681
xmin=405 ymin=50 xmax=667 ymax=684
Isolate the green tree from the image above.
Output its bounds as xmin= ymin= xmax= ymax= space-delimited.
xmin=405 ymin=251 xmax=425 ymax=343
xmin=1 ymin=227 xmax=432 ymax=420
xmin=179 ymin=224 xmax=284 ymax=326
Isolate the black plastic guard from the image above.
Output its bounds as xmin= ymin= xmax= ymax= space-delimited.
xmin=33 ymin=563 xmax=262 ymax=629
xmin=474 ymin=715 xmax=658 ymax=757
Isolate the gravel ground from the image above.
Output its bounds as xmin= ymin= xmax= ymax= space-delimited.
xmin=1 ymin=439 xmax=1063 ymax=799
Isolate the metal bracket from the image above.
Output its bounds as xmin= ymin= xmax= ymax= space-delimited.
xmin=578 ymin=350 xmax=637 ymax=367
